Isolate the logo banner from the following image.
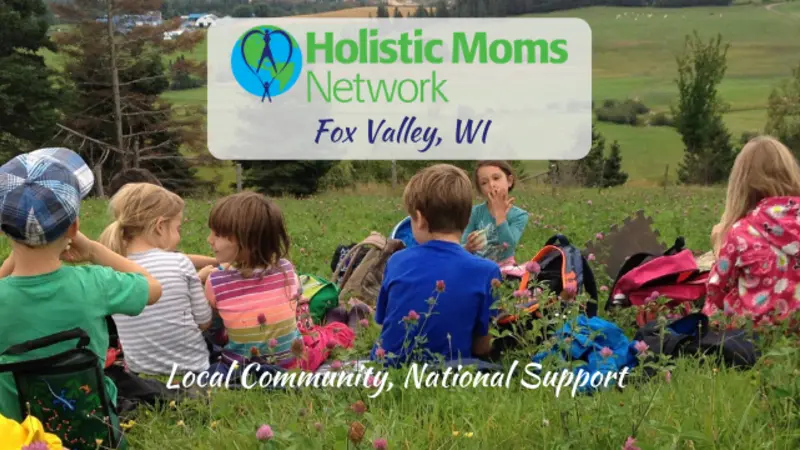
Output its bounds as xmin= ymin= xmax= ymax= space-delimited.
xmin=208 ymin=18 xmax=592 ymax=160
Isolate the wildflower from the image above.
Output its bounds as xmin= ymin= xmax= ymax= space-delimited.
xmin=647 ymin=291 xmax=660 ymax=301
xmin=525 ymin=261 xmax=541 ymax=274
xmin=250 ymin=346 xmax=260 ymax=357
xmin=375 ymin=347 xmax=386 ymax=359
xmin=596 ymin=232 xmax=604 ymax=240
xmin=542 ymin=418 xmax=550 ymax=427
xmin=268 ymin=338 xmax=278 ymax=349
xmin=360 ymin=318 xmax=370 ymax=328
xmin=465 ymin=432 xmax=474 ymax=438
xmin=665 ymin=371 xmax=672 ymax=384
xmin=314 ymin=422 xmax=324 ymax=432
xmin=330 ymin=360 xmax=343 ymax=371
xmin=562 ymin=284 xmax=577 ymax=297
xmin=256 ymin=424 xmax=274 ymax=441
xmin=350 ymin=400 xmax=367 ymax=415
xmin=95 ymin=439 xmax=104 ymax=447
xmin=452 ymin=431 xmax=460 ymax=436
xmin=491 ymin=278 xmax=502 ymax=289
xmin=291 ymin=338 xmax=305 ymax=356
xmin=502 ymin=242 xmax=509 ymax=249
xmin=373 ymin=438 xmax=388 ymax=449
xmin=600 ymin=346 xmax=613 ymax=359
xmin=634 ymin=340 xmax=649 ymax=355
xmin=348 ymin=421 xmax=366 ymax=445
xmin=210 ymin=420 xmax=219 ymax=429
xmin=436 ymin=280 xmax=446 ymax=292
xmin=21 ymin=443 xmax=48 ymax=450
xmin=623 ymin=436 xmax=640 ymax=450
xmin=513 ymin=289 xmax=532 ymax=298
xmin=169 ymin=400 xmax=176 ymax=409
xmin=600 ymin=285 xmax=609 ymax=292
xmin=366 ymin=376 xmax=378 ymax=388
xmin=257 ymin=313 xmax=267 ymax=325
xmin=404 ymin=310 xmax=420 ymax=322
xmin=587 ymin=200 xmax=593 ymax=205
xmin=177 ymin=420 xmax=185 ymax=427
xmin=587 ymin=253 xmax=596 ymax=262
xmin=121 ymin=419 xmax=136 ymax=431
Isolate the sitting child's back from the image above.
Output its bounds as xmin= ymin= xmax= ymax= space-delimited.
xmin=206 ymin=259 xmax=302 ymax=367
xmin=373 ymin=240 xmax=501 ymax=366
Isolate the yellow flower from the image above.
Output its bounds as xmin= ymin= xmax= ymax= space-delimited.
xmin=0 ymin=413 xmax=64 ymax=449
xmin=121 ymin=420 xmax=136 ymax=431
xmin=452 ymin=431 xmax=460 ymax=436
xmin=465 ymin=432 xmax=474 ymax=438
xmin=177 ymin=420 xmax=185 ymax=427
xmin=210 ymin=421 xmax=219 ymax=430
xmin=169 ymin=400 xmax=177 ymax=409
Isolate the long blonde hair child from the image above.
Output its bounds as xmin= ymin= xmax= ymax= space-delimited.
xmin=99 ymin=183 xmax=185 ymax=255
xmin=713 ymin=136 xmax=800 ymax=255
xmin=98 ymin=182 xmax=213 ymax=376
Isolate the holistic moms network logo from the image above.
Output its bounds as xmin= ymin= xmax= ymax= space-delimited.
xmin=230 ymin=25 xmax=303 ymax=102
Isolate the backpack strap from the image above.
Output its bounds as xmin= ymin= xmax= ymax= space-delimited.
xmin=0 ymin=328 xmax=90 ymax=357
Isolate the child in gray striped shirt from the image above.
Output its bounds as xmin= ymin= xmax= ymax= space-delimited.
xmin=99 ymin=183 xmax=213 ymax=375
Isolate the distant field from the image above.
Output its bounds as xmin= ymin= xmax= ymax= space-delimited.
xmin=42 ymin=3 xmax=800 ymax=188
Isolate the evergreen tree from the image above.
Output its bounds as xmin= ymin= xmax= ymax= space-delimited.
xmin=376 ymin=3 xmax=390 ymax=17
xmin=601 ymin=141 xmax=628 ymax=188
xmin=435 ymin=0 xmax=450 ymax=17
xmin=52 ymin=0 xmax=208 ymax=196
xmin=414 ymin=4 xmax=428 ymax=17
xmin=239 ymin=161 xmax=337 ymax=197
xmin=0 ymin=0 xmax=66 ymax=158
xmin=393 ymin=6 xmax=403 ymax=18
xmin=672 ymin=32 xmax=735 ymax=185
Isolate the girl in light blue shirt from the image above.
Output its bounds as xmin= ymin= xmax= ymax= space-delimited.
xmin=461 ymin=161 xmax=529 ymax=277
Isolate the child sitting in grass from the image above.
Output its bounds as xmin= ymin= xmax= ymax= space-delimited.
xmin=0 ymin=148 xmax=162 ymax=423
xmin=706 ymin=136 xmax=800 ymax=330
xmin=203 ymin=192 xmax=355 ymax=372
xmin=371 ymin=164 xmax=502 ymax=367
xmin=98 ymin=183 xmax=213 ymax=376
xmin=461 ymin=160 xmax=530 ymax=277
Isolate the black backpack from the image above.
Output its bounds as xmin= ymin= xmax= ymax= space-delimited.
xmin=0 ymin=328 xmax=125 ymax=450
xmin=634 ymin=313 xmax=760 ymax=376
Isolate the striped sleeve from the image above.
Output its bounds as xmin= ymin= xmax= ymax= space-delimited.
xmin=180 ymin=255 xmax=213 ymax=325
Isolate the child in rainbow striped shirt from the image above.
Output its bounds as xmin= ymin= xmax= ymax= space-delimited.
xmin=203 ymin=192 xmax=355 ymax=372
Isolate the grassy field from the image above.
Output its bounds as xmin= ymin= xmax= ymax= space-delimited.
xmin=146 ymin=3 xmax=800 ymax=187
xmin=2 ymin=187 xmax=798 ymax=449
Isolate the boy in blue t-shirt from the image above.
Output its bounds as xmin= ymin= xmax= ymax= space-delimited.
xmin=371 ymin=164 xmax=502 ymax=367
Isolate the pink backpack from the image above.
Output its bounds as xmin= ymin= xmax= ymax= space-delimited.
xmin=607 ymin=237 xmax=709 ymax=327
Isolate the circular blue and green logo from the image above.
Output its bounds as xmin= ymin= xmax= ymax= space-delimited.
xmin=231 ymin=25 xmax=303 ymax=102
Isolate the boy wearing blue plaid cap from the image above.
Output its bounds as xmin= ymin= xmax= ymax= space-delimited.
xmin=0 ymin=148 xmax=163 ymax=422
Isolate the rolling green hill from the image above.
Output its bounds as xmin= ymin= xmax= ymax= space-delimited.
xmin=45 ymin=3 xmax=800 ymax=188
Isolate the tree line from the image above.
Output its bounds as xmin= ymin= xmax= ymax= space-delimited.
xmin=3 ymin=0 xmax=798 ymax=198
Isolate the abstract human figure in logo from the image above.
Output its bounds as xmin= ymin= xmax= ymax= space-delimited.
xmin=233 ymin=25 xmax=303 ymax=102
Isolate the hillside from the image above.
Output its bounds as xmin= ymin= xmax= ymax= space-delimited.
xmin=45 ymin=2 xmax=800 ymax=188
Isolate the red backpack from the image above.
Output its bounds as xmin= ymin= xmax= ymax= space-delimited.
xmin=607 ymin=237 xmax=709 ymax=327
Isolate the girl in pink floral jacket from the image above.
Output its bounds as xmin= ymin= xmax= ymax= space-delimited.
xmin=705 ymin=136 xmax=800 ymax=329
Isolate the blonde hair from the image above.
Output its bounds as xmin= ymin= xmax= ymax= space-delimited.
xmin=99 ymin=183 xmax=185 ymax=255
xmin=715 ymin=136 xmax=800 ymax=252
xmin=403 ymin=164 xmax=473 ymax=233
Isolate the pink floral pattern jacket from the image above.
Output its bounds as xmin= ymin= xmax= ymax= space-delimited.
xmin=703 ymin=196 xmax=800 ymax=327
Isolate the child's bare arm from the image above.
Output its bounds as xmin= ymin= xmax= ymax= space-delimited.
xmin=186 ymin=254 xmax=218 ymax=270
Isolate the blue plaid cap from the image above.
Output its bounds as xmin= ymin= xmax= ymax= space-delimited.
xmin=0 ymin=148 xmax=94 ymax=246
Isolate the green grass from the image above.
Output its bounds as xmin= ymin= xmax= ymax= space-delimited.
xmin=40 ymin=3 xmax=800 ymax=187
xmin=3 ymin=187 xmax=798 ymax=449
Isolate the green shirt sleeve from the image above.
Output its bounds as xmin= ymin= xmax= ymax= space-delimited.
xmin=461 ymin=207 xmax=478 ymax=246
xmin=82 ymin=265 xmax=150 ymax=317
xmin=495 ymin=207 xmax=529 ymax=256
